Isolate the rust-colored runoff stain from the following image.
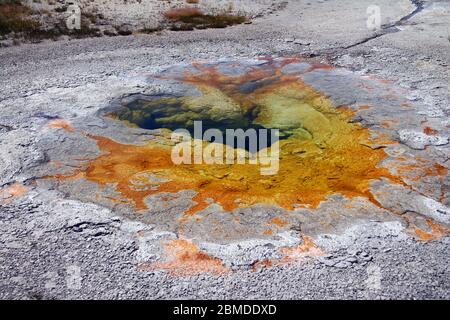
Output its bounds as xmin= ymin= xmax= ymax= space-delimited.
xmin=392 ymin=160 xmax=448 ymax=181
xmin=53 ymin=58 xmax=410 ymax=216
xmin=0 ymin=182 xmax=28 ymax=204
xmin=269 ymin=217 xmax=289 ymax=227
xmin=251 ymin=259 xmax=273 ymax=271
xmin=389 ymin=156 xmax=448 ymax=204
xmin=47 ymin=119 xmax=75 ymax=132
xmin=423 ymin=126 xmax=438 ymax=135
xmin=279 ymin=236 xmax=324 ymax=263
xmin=145 ymin=239 xmax=228 ymax=276
xmin=413 ymin=219 xmax=448 ymax=241
xmin=250 ymin=236 xmax=324 ymax=271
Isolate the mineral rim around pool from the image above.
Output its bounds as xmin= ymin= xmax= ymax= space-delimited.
xmin=43 ymin=57 xmax=449 ymax=270
xmin=94 ymin=59 xmax=402 ymax=213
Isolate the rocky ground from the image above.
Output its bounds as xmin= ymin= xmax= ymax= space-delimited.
xmin=0 ymin=0 xmax=449 ymax=299
xmin=0 ymin=0 xmax=282 ymax=46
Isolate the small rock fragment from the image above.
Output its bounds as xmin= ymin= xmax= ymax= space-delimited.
xmin=346 ymin=257 xmax=358 ymax=263
xmin=398 ymin=129 xmax=448 ymax=150
xmin=334 ymin=261 xmax=351 ymax=268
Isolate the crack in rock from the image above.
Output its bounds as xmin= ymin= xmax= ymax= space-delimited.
xmin=344 ymin=0 xmax=425 ymax=49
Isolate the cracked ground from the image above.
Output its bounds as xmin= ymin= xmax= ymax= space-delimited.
xmin=0 ymin=0 xmax=449 ymax=299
